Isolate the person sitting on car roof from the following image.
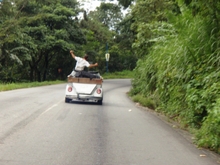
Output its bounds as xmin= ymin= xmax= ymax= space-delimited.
xmin=67 ymin=50 xmax=100 ymax=79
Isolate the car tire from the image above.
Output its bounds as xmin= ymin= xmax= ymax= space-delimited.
xmin=97 ymin=100 xmax=102 ymax=105
xmin=65 ymin=98 xmax=71 ymax=103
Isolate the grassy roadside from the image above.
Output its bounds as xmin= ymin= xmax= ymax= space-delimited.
xmin=0 ymin=70 xmax=134 ymax=92
xmin=102 ymin=70 xmax=134 ymax=79
xmin=0 ymin=80 xmax=65 ymax=92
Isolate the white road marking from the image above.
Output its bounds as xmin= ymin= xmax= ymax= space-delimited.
xmin=40 ymin=99 xmax=63 ymax=116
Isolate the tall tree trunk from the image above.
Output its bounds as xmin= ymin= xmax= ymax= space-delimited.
xmin=43 ymin=54 xmax=49 ymax=81
xmin=29 ymin=62 xmax=34 ymax=82
xmin=37 ymin=69 xmax=41 ymax=82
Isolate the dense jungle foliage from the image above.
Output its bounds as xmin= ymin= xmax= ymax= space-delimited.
xmin=0 ymin=0 xmax=136 ymax=82
xmin=129 ymin=0 xmax=220 ymax=153
xmin=0 ymin=0 xmax=220 ymax=153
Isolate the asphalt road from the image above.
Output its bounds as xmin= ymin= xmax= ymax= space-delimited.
xmin=0 ymin=79 xmax=219 ymax=165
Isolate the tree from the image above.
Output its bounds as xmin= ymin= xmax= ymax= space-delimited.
xmin=104 ymin=13 xmax=137 ymax=72
xmin=0 ymin=0 xmax=31 ymax=82
xmin=117 ymin=0 xmax=133 ymax=9
xmin=130 ymin=0 xmax=176 ymax=57
xmin=15 ymin=0 xmax=86 ymax=81
xmin=88 ymin=2 xmax=123 ymax=31
xmin=79 ymin=7 xmax=116 ymax=73
xmin=79 ymin=2 xmax=138 ymax=73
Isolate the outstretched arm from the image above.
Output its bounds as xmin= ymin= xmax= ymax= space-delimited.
xmin=88 ymin=63 xmax=98 ymax=68
xmin=70 ymin=50 xmax=76 ymax=59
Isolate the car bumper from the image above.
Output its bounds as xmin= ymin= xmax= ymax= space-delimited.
xmin=66 ymin=94 xmax=103 ymax=102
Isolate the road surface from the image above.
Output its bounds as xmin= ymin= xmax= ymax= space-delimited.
xmin=0 ymin=79 xmax=219 ymax=165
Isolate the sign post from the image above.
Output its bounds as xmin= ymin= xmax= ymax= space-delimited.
xmin=105 ymin=43 xmax=110 ymax=72
xmin=105 ymin=53 xmax=110 ymax=73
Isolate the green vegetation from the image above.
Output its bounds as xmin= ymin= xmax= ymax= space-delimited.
xmin=0 ymin=70 xmax=133 ymax=91
xmin=102 ymin=70 xmax=134 ymax=79
xmin=129 ymin=0 xmax=220 ymax=153
xmin=0 ymin=80 xmax=64 ymax=91
xmin=129 ymin=94 xmax=157 ymax=110
xmin=0 ymin=0 xmax=135 ymax=82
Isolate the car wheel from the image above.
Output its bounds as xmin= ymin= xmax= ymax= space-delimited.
xmin=65 ymin=98 xmax=71 ymax=103
xmin=97 ymin=100 xmax=103 ymax=105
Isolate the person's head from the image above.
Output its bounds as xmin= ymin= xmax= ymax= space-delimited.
xmin=84 ymin=54 xmax=88 ymax=61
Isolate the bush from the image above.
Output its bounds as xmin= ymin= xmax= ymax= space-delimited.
xmin=130 ymin=94 xmax=157 ymax=110
xmin=196 ymin=98 xmax=220 ymax=153
xmin=130 ymin=5 xmax=220 ymax=153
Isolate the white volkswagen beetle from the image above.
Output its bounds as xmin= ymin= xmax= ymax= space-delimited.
xmin=65 ymin=71 xmax=103 ymax=105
